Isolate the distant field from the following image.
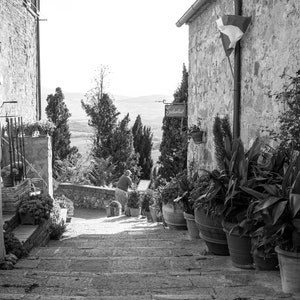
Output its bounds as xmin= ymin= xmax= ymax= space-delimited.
xmin=70 ymin=131 xmax=160 ymax=163
xmin=42 ymin=89 xmax=169 ymax=164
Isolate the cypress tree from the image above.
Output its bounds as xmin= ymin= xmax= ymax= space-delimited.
xmin=132 ymin=115 xmax=153 ymax=179
xmin=110 ymin=114 xmax=140 ymax=180
xmin=158 ymin=64 xmax=188 ymax=180
xmin=45 ymin=87 xmax=78 ymax=168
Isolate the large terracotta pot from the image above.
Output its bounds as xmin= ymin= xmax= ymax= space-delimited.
xmin=275 ymin=246 xmax=300 ymax=294
xmin=162 ymin=202 xmax=187 ymax=230
xmin=195 ymin=207 xmax=229 ymax=255
xmin=223 ymin=221 xmax=253 ymax=269
xmin=252 ymin=251 xmax=278 ymax=271
xmin=129 ymin=207 xmax=140 ymax=217
xmin=183 ymin=212 xmax=199 ymax=240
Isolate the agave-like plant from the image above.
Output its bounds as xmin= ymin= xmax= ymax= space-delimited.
xmin=222 ymin=137 xmax=263 ymax=223
xmin=241 ymin=150 xmax=300 ymax=253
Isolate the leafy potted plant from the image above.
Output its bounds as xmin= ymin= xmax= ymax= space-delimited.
xmin=188 ymin=119 xmax=207 ymax=144
xmin=149 ymin=191 xmax=163 ymax=223
xmin=54 ymin=194 xmax=74 ymax=222
xmin=193 ymin=115 xmax=232 ymax=255
xmin=174 ymin=173 xmax=209 ymax=239
xmin=141 ymin=190 xmax=154 ymax=221
xmin=49 ymin=201 xmax=68 ymax=240
xmin=18 ymin=192 xmax=54 ymax=225
xmin=221 ymin=137 xmax=264 ymax=268
xmin=242 ymin=151 xmax=300 ymax=292
xmin=127 ymin=190 xmax=141 ymax=217
xmin=160 ymin=172 xmax=187 ymax=230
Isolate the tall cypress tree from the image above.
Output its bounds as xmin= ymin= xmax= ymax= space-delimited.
xmin=132 ymin=115 xmax=153 ymax=179
xmin=82 ymin=92 xmax=119 ymax=159
xmin=110 ymin=114 xmax=140 ymax=180
xmin=46 ymin=87 xmax=78 ymax=167
xmin=159 ymin=64 xmax=188 ymax=180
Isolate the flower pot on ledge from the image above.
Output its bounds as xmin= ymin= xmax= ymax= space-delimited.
xmin=190 ymin=131 xmax=207 ymax=144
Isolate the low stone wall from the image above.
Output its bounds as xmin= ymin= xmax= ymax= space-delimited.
xmin=23 ymin=219 xmax=51 ymax=252
xmin=56 ymin=183 xmax=115 ymax=209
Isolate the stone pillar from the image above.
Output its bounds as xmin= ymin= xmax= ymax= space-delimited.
xmin=23 ymin=136 xmax=53 ymax=196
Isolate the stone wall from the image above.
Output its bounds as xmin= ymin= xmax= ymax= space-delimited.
xmin=187 ymin=0 xmax=300 ymax=173
xmin=0 ymin=0 xmax=39 ymax=120
xmin=57 ymin=183 xmax=115 ymax=210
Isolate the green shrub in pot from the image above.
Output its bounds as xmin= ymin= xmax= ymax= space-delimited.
xmin=18 ymin=192 xmax=53 ymax=224
xmin=127 ymin=190 xmax=141 ymax=209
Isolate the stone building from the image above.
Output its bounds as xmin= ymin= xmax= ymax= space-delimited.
xmin=0 ymin=0 xmax=41 ymax=120
xmin=0 ymin=0 xmax=42 ymax=261
xmin=177 ymin=0 xmax=300 ymax=173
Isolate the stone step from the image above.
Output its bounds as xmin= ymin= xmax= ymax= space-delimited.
xmin=0 ymin=267 xmax=284 ymax=298
xmin=15 ymin=255 xmax=229 ymax=273
xmin=30 ymin=243 xmax=208 ymax=258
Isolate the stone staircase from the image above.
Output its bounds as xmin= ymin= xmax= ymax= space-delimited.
xmin=0 ymin=210 xmax=298 ymax=300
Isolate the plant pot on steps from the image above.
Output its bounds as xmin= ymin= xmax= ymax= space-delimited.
xmin=223 ymin=221 xmax=253 ymax=269
xmin=183 ymin=212 xmax=199 ymax=240
xmin=129 ymin=207 xmax=140 ymax=217
xmin=195 ymin=207 xmax=229 ymax=255
xmin=19 ymin=212 xmax=36 ymax=225
xmin=162 ymin=202 xmax=187 ymax=230
xmin=252 ymin=250 xmax=278 ymax=271
xmin=275 ymin=246 xmax=300 ymax=294
xmin=145 ymin=211 xmax=153 ymax=222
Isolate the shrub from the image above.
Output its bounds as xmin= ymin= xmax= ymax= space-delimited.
xmin=127 ymin=190 xmax=141 ymax=208
xmin=18 ymin=192 xmax=53 ymax=224
xmin=4 ymin=232 xmax=28 ymax=259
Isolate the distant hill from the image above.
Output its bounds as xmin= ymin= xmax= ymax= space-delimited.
xmin=41 ymin=88 xmax=172 ymax=161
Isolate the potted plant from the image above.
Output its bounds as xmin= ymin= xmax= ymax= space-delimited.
xmin=49 ymin=201 xmax=68 ymax=240
xmin=221 ymin=137 xmax=264 ymax=268
xmin=54 ymin=194 xmax=74 ymax=222
xmin=22 ymin=119 xmax=55 ymax=137
xmin=188 ymin=119 xmax=207 ymax=144
xmin=175 ymin=173 xmax=209 ymax=239
xmin=242 ymin=151 xmax=300 ymax=292
xmin=149 ymin=191 xmax=163 ymax=223
xmin=127 ymin=190 xmax=141 ymax=217
xmin=160 ymin=172 xmax=187 ymax=230
xmin=141 ymin=190 xmax=154 ymax=221
xmin=235 ymin=148 xmax=287 ymax=270
xmin=18 ymin=192 xmax=54 ymax=225
xmin=193 ymin=115 xmax=232 ymax=255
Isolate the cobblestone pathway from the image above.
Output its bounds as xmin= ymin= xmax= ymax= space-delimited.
xmin=0 ymin=209 xmax=299 ymax=299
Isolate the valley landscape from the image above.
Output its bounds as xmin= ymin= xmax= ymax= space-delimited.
xmin=42 ymin=89 xmax=173 ymax=163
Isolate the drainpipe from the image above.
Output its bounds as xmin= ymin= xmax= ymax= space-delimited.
xmin=233 ymin=0 xmax=242 ymax=139
xmin=36 ymin=0 xmax=41 ymax=120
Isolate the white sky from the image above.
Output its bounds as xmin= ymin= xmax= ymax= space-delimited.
xmin=40 ymin=0 xmax=194 ymax=97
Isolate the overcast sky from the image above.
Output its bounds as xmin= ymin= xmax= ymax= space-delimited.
xmin=40 ymin=0 xmax=194 ymax=97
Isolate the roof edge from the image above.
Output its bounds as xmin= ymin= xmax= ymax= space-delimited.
xmin=176 ymin=0 xmax=210 ymax=27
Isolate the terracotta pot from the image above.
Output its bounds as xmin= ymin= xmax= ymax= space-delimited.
xmin=162 ymin=202 xmax=187 ymax=230
xmin=129 ymin=207 xmax=140 ymax=217
xmin=252 ymin=251 xmax=278 ymax=271
xmin=223 ymin=221 xmax=253 ymax=269
xmin=19 ymin=212 xmax=36 ymax=225
xmin=191 ymin=131 xmax=206 ymax=144
xmin=183 ymin=212 xmax=199 ymax=240
xmin=276 ymin=246 xmax=300 ymax=294
xmin=195 ymin=207 xmax=229 ymax=255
